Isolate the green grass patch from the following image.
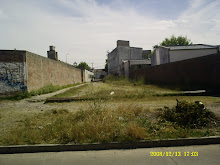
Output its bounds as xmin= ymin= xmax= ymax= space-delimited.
xmin=29 ymin=83 xmax=81 ymax=96
xmin=0 ymin=91 xmax=30 ymax=101
xmin=0 ymin=83 xmax=81 ymax=100
xmin=82 ymin=84 xmax=178 ymax=102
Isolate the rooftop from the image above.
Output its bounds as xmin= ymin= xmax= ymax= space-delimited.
xmin=163 ymin=44 xmax=218 ymax=50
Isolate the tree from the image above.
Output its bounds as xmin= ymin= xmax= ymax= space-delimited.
xmin=154 ymin=35 xmax=192 ymax=48
xmin=77 ymin=62 xmax=91 ymax=70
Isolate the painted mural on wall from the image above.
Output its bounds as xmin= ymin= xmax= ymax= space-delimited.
xmin=0 ymin=62 xmax=27 ymax=94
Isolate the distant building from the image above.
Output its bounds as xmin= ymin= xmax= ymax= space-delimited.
xmin=151 ymin=44 xmax=220 ymax=66
xmin=93 ymin=69 xmax=107 ymax=79
xmin=82 ymin=69 xmax=94 ymax=82
xmin=108 ymin=40 xmax=151 ymax=76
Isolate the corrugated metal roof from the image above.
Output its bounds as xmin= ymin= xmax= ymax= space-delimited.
xmin=164 ymin=44 xmax=218 ymax=50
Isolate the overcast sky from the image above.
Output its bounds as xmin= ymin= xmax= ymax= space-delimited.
xmin=1 ymin=0 xmax=220 ymax=69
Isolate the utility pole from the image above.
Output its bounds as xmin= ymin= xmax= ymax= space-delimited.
xmin=91 ymin=62 xmax=94 ymax=69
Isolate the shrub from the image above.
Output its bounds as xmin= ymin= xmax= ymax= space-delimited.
xmin=158 ymin=100 xmax=216 ymax=128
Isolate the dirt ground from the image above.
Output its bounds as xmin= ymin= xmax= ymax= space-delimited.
xmin=0 ymin=82 xmax=220 ymax=135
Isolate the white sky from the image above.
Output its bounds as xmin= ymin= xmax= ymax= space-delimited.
xmin=1 ymin=0 xmax=220 ymax=69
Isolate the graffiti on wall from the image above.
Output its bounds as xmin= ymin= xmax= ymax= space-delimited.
xmin=0 ymin=62 xmax=27 ymax=94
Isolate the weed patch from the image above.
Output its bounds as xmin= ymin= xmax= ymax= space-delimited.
xmin=158 ymin=100 xmax=217 ymax=128
xmin=0 ymin=100 xmax=218 ymax=145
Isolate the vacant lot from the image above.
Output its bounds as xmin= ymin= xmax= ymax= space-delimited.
xmin=0 ymin=77 xmax=219 ymax=145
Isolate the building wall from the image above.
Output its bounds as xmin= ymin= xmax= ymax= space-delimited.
xmin=123 ymin=61 xmax=130 ymax=77
xmin=123 ymin=59 xmax=151 ymax=77
xmin=83 ymin=69 xmax=94 ymax=82
xmin=94 ymin=69 xmax=107 ymax=79
xmin=151 ymin=50 xmax=157 ymax=66
xmin=108 ymin=48 xmax=120 ymax=75
xmin=117 ymin=46 xmax=130 ymax=75
xmin=159 ymin=47 xmax=169 ymax=64
xmin=0 ymin=51 xmax=27 ymax=95
xmin=151 ymin=47 xmax=169 ymax=66
xmin=108 ymin=46 xmax=143 ymax=75
xmin=151 ymin=47 xmax=218 ymax=66
xmin=170 ymin=49 xmax=218 ymax=62
xmin=26 ymin=51 xmax=82 ymax=92
xmin=130 ymin=47 xmax=143 ymax=60
xmin=130 ymin=53 xmax=220 ymax=90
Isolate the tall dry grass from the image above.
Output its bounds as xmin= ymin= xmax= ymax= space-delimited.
xmin=0 ymin=101 xmax=151 ymax=145
xmin=0 ymin=96 xmax=218 ymax=145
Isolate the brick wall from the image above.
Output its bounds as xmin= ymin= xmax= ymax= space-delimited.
xmin=26 ymin=52 xmax=82 ymax=92
xmin=130 ymin=53 xmax=220 ymax=90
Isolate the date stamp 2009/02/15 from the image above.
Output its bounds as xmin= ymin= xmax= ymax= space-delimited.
xmin=150 ymin=152 xmax=198 ymax=157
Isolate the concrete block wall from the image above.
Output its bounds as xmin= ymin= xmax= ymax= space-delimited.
xmin=108 ymin=48 xmax=120 ymax=75
xmin=26 ymin=52 xmax=82 ymax=92
xmin=130 ymin=53 xmax=220 ymax=90
xmin=117 ymin=46 xmax=130 ymax=75
xmin=0 ymin=51 xmax=27 ymax=95
xmin=130 ymin=47 xmax=143 ymax=60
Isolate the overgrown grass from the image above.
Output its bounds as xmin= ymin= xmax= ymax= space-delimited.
xmin=0 ymin=83 xmax=81 ymax=100
xmin=79 ymin=79 xmax=179 ymax=101
xmin=103 ymin=75 xmax=144 ymax=86
xmin=0 ymin=91 xmax=30 ymax=101
xmin=104 ymin=75 xmax=210 ymax=91
xmin=0 ymin=100 xmax=219 ymax=145
xmin=1 ymin=77 xmax=219 ymax=145
xmin=158 ymin=100 xmax=217 ymax=128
